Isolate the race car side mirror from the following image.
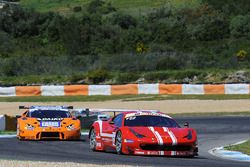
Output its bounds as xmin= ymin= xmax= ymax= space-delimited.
xmin=16 ymin=115 xmax=21 ymax=119
xmin=184 ymin=122 xmax=189 ymax=128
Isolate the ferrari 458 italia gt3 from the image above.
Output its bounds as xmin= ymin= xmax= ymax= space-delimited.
xmin=89 ymin=110 xmax=198 ymax=157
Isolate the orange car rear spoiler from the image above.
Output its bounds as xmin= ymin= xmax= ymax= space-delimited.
xmin=19 ymin=106 xmax=74 ymax=109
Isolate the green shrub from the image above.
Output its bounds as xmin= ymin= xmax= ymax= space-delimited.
xmin=144 ymin=72 xmax=169 ymax=82
xmin=70 ymin=73 xmax=85 ymax=83
xmin=86 ymin=69 xmax=110 ymax=84
xmin=186 ymin=5 xmax=229 ymax=41
xmin=172 ymin=70 xmax=205 ymax=80
xmin=202 ymin=0 xmax=250 ymax=16
xmin=87 ymin=0 xmax=116 ymax=14
xmin=116 ymin=73 xmax=140 ymax=84
xmin=112 ymin=12 xmax=137 ymax=29
xmin=230 ymin=14 xmax=250 ymax=38
xmin=156 ymin=57 xmax=181 ymax=70
xmin=73 ymin=6 xmax=82 ymax=12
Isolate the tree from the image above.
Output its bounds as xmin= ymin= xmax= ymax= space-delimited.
xmin=230 ymin=14 xmax=250 ymax=38
xmin=112 ymin=12 xmax=137 ymax=29
xmin=186 ymin=5 xmax=229 ymax=41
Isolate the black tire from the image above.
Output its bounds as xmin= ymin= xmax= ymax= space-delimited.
xmin=115 ymin=131 xmax=123 ymax=154
xmin=89 ymin=129 xmax=97 ymax=151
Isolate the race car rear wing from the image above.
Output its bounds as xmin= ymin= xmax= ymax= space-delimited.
xmin=79 ymin=108 xmax=159 ymax=116
xmin=19 ymin=106 xmax=74 ymax=110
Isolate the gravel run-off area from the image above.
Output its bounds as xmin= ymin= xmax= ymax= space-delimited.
xmin=0 ymin=99 xmax=250 ymax=116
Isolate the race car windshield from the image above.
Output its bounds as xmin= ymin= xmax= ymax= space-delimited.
xmin=29 ymin=110 xmax=71 ymax=118
xmin=124 ymin=116 xmax=180 ymax=127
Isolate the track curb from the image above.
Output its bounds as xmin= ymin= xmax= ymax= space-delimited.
xmin=0 ymin=134 xmax=16 ymax=138
xmin=209 ymin=140 xmax=250 ymax=162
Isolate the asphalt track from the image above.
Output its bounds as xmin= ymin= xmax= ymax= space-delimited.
xmin=0 ymin=116 xmax=250 ymax=167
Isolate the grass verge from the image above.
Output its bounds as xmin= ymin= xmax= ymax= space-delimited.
xmin=0 ymin=95 xmax=150 ymax=102
xmin=0 ymin=131 xmax=16 ymax=135
xmin=0 ymin=94 xmax=250 ymax=102
xmin=124 ymin=95 xmax=250 ymax=101
xmin=225 ymin=140 xmax=250 ymax=155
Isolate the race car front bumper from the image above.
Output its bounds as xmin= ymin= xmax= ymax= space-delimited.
xmin=18 ymin=127 xmax=81 ymax=140
xmin=123 ymin=138 xmax=198 ymax=156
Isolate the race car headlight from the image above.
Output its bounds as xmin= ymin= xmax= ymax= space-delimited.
xmin=124 ymin=139 xmax=135 ymax=143
xmin=66 ymin=124 xmax=75 ymax=130
xmin=25 ymin=124 xmax=34 ymax=130
xmin=129 ymin=128 xmax=145 ymax=138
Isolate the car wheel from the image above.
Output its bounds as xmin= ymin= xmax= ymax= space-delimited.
xmin=89 ymin=129 xmax=97 ymax=151
xmin=115 ymin=131 xmax=123 ymax=154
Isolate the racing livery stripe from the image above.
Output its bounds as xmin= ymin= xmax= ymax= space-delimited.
xmin=96 ymin=121 xmax=115 ymax=138
xmin=149 ymin=127 xmax=164 ymax=145
xmin=149 ymin=127 xmax=159 ymax=144
xmin=163 ymin=127 xmax=178 ymax=145
xmin=96 ymin=121 xmax=103 ymax=137
xmin=159 ymin=151 xmax=164 ymax=155
xmin=171 ymin=151 xmax=177 ymax=156
xmin=154 ymin=131 xmax=163 ymax=145
xmin=169 ymin=130 xmax=177 ymax=145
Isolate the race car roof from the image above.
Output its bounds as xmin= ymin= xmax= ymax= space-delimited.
xmin=124 ymin=111 xmax=171 ymax=118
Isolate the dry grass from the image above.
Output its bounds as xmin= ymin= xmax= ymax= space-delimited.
xmin=0 ymin=160 xmax=132 ymax=167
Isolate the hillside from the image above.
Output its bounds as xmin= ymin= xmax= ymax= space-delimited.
xmin=0 ymin=0 xmax=250 ymax=85
xmin=20 ymin=0 xmax=201 ymax=15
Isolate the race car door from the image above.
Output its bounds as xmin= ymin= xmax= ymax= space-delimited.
xmin=102 ymin=114 xmax=123 ymax=147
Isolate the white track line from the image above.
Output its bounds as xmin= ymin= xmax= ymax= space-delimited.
xmin=0 ymin=135 xmax=16 ymax=138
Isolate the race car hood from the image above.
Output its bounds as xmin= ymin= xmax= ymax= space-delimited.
xmin=129 ymin=127 xmax=196 ymax=141
xmin=37 ymin=118 xmax=64 ymax=121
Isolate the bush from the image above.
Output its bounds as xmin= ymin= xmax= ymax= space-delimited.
xmin=86 ymin=69 xmax=110 ymax=84
xmin=87 ymin=0 xmax=116 ymax=14
xmin=230 ymin=14 xmax=250 ymax=38
xmin=73 ymin=6 xmax=82 ymax=12
xmin=0 ymin=31 xmax=14 ymax=57
xmin=70 ymin=73 xmax=85 ymax=83
xmin=173 ymin=70 xmax=206 ymax=80
xmin=87 ymin=0 xmax=105 ymax=14
xmin=144 ymin=72 xmax=169 ymax=82
xmin=156 ymin=57 xmax=181 ymax=70
xmin=186 ymin=5 xmax=229 ymax=41
xmin=116 ymin=73 xmax=140 ymax=84
xmin=112 ymin=12 xmax=137 ymax=29
xmin=202 ymin=0 xmax=250 ymax=16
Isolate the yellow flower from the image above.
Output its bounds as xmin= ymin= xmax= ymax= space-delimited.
xmin=135 ymin=42 xmax=147 ymax=54
xmin=236 ymin=50 xmax=247 ymax=60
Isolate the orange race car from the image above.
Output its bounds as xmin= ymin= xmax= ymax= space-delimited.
xmin=16 ymin=106 xmax=81 ymax=140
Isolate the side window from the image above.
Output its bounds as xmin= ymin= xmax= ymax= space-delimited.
xmin=113 ymin=114 xmax=123 ymax=127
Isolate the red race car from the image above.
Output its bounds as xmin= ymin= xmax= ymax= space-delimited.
xmin=89 ymin=110 xmax=198 ymax=157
